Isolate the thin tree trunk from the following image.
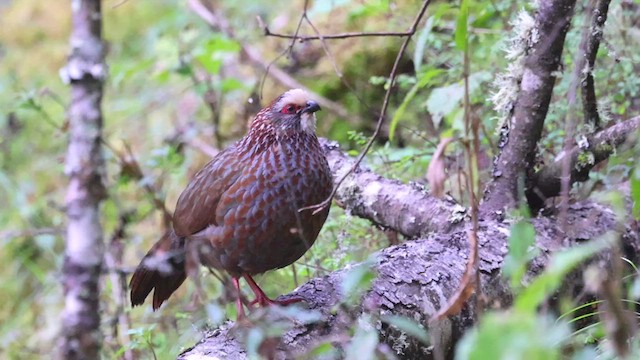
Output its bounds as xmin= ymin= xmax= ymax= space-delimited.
xmin=60 ymin=0 xmax=107 ymax=358
xmin=482 ymin=0 xmax=577 ymax=215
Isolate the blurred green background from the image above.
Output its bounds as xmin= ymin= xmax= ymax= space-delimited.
xmin=1 ymin=0 xmax=640 ymax=358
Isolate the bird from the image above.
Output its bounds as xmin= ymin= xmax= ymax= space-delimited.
xmin=130 ymin=89 xmax=333 ymax=317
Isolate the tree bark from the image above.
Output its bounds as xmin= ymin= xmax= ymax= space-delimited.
xmin=483 ymin=0 xmax=577 ymax=215
xmin=527 ymin=115 xmax=640 ymax=209
xmin=321 ymin=139 xmax=463 ymax=238
xmin=59 ymin=1 xmax=107 ymax=359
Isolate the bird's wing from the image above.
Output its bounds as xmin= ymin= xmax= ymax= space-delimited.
xmin=172 ymin=147 xmax=243 ymax=237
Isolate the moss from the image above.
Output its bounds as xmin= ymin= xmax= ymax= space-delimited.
xmin=594 ymin=142 xmax=613 ymax=155
xmin=575 ymin=151 xmax=595 ymax=171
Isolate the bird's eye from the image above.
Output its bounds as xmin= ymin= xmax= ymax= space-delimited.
xmin=281 ymin=104 xmax=300 ymax=114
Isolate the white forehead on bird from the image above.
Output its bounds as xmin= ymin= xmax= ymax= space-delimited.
xmin=274 ymin=88 xmax=311 ymax=110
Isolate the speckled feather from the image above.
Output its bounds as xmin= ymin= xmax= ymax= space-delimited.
xmin=174 ymin=90 xmax=332 ymax=275
xmin=130 ymin=89 xmax=333 ymax=309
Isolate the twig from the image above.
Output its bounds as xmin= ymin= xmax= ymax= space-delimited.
xmin=104 ymin=212 xmax=135 ymax=360
xmin=527 ymin=115 xmax=640 ymax=209
xmin=182 ymin=54 xmax=223 ymax=147
xmin=102 ymin=140 xmax=173 ymax=227
xmin=463 ymin=29 xmax=483 ymax=319
xmin=187 ymin=0 xmax=352 ymax=120
xmin=560 ymin=4 xmax=591 ymax=229
xmin=111 ymin=0 xmax=131 ymax=8
xmin=432 ymin=13 xmax=482 ymax=326
xmin=263 ymin=29 xmax=413 ymax=41
xmin=256 ymin=0 xmax=308 ymax=99
xmin=0 ymin=227 xmax=62 ymax=241
xmin=581 ymin=0 xmax=612 ymax=130
xmin=300 ymin=0 xmax=433 ymax=215
xmin=301 ymin=7 xmax=376 ymax=116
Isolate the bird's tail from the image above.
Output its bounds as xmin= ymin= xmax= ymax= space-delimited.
xmin=130 ymin=230 xmax=187 ymax=310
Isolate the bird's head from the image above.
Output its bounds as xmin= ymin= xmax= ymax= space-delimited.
xmin=263 ymin=89 xmax=322 ymax=134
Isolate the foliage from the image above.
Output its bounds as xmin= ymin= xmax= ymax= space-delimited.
xmin=1 ymin=0 xmax=640 ymax=359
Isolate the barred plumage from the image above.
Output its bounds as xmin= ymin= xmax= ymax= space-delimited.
xmin=130 ymin=89 xmax=332 ymax=314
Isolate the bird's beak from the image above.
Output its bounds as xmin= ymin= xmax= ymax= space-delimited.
xmin=301 ymin=100 xmax=321 ymax=114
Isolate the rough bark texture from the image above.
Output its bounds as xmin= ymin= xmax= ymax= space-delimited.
xmin=527 ymin=115 xmax=640 ymax=209
xmin=483 ymin=0 xmax=577 ymax=215
xmin=321 ymin=139 xmax=463 ymax=238
xmin=177 ymin=201 xmax=639 ymax=360
xmin=60 ymin=0 xmax=107 ymax=359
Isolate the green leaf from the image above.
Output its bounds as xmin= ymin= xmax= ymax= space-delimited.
xmin=341 ymin=257 xmax=377 ymax=304
xmin=308 ymin=342 xmax=338 ymax=357
xmin=194 ymin=36 xmax=240 ymax=75
xmin=413 ymin=17 xmax=435 ymax=73
xmin=455 ymin=0 xmax=469 ymax=51
xmin=345 ymin=316 xmax=379 ymax=360
xmin=631 ymin=166 xmax=640 ymax=219
xmin=381 ymin=314 xmax=429 ymax=344
xmin=246 ymin=327 xmax=265 ymax=359
xmin=455 ymin=312 xmax=570 ymax=360
xmin=389 ymin=68 xmax=444 ymax=141
xmin=425 ymin=72 xmax=490 ymax=129
xmin=514 ymin=235 xmax=614 ymax=313
xmin=502 ymin=220 xmax=538 ymax=291
xmin=220 ymin=77 xmax=245 ymax=92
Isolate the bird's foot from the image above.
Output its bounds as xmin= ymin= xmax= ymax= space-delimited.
xmin=243 ymin=273 xmax=305 ymax=308
xmin=248 ymin=294 xmax=304 ymax=308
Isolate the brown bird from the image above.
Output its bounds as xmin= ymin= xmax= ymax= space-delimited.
xmin=130 ymin=89 xmax=333 ymax=316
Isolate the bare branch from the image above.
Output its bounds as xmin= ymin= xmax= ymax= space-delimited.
xmin=0 ymin=227 xmax=62 ymax=240
xmin=320 ymin=139 xmax=461 ymax=237
xmin=262 ymin=28 xmax=413 ymax=41
xmin=581 ymin=0 xmax=612 ymax=129
xmin=187 ymin=0 xmax=352 ymax=119
xmin=527 ymin=115 xmax=640 ymax=209
xmin=104 ymin=212 xmax=135 ymax=360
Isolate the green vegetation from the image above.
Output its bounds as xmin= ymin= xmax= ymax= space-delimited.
xmin=2 ymin=0 xmax=640 ymax=359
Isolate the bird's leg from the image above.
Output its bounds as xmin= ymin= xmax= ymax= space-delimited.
xmin=233 ymin=277 xmax=247 ymax=320
xmin=243 ymin=274 xmax=304 ymax=307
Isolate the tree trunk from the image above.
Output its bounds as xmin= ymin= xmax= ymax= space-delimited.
xmin=482 ymin=0 xmax=577 ymax=214
xmin=59 ymin=1 xmax=107 ymax=358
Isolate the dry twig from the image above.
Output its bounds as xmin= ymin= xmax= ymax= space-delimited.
xmin=187 ymin=0 xmax=352 ymax=119
xmin=300 ymin=0 xmax=433 ymax=214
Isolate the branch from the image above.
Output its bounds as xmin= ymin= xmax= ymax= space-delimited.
xmin=482 ymin=0 xmax=578 ymax=215
xmin=261 ymin=26 xmax=412 ymax=41
xmin=527 ymin=115 xmax=640 ymax=209
xmin=320 ymin=139 xmax=462 ymax=238
xmin=186 ymin=0 xmax=351 ymax=119
xmin=59 ymin=0 xmax=107 ymax=358
xmin=581 ymin=0 xmax=612 ymax=129
xmin=177 ymin=201 xmax=638 ymax=359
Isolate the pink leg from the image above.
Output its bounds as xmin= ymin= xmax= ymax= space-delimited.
xmin=232 ymin=277 xmax=247 ymax=320
xmin=243 ymin=274 xmax=304 ymax=307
